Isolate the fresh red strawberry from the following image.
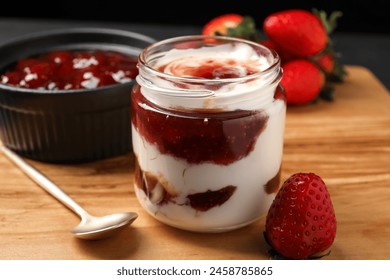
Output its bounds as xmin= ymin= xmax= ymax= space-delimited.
xmin=202 ymin=14 xmax=258 ymax=41
xmin=281 ymin=60 xmax=325 ymax=105
xmin=265 ymin=173 xmax=337 ymax=259
xmin=263 ymin=9 xmax=327 ymax=57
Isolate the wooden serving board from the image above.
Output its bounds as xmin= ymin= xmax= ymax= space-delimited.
xmin=0 ymin=66 xmax=389 ymax=260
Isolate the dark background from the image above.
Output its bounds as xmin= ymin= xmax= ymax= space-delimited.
xmin=1 ymin=0 xmax=389 ymax=88
xmin=1 ymin=0 xmax=389 ymax=34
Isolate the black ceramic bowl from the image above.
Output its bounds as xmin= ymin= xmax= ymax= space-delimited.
xmin=0 ymin=28 xmax=155 ymax=163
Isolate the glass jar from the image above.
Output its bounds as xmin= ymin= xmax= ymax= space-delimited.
xmin=131 ymin=35 xmax=285 ymax=232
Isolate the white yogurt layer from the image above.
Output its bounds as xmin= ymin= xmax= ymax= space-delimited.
xmin=132 ymin=99 xmax=286 ymax=232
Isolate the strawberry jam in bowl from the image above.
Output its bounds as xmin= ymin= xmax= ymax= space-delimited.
xmin=1 ymin=49 xmax=138 ymax=90
xmin=0 ymin=28 xmax=155 ymax=162
xmin=132 ymin=35 xmax=286 ymax=232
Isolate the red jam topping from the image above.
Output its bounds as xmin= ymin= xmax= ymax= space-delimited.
xmin=0 ymin=50 xmax=138 ymax=90
xmin=132 ymin=85 xmax=269 ymax=165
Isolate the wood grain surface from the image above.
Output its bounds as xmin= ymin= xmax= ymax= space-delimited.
xmin=0 ymin=66 xmax=389 ymax=260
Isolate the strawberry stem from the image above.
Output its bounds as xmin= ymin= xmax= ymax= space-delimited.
xmin=312 ymin=9 xmax=343 ymax=34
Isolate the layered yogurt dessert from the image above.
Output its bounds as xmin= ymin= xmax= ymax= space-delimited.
xmin=131 ymin=36 xmax=285 ymax=232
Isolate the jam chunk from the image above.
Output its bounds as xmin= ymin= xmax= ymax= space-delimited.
xmin=187 ymin=186 xmax=237 ymax=212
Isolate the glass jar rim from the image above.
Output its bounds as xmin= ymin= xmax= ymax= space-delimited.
xmin=138 ymin=35 xmax=281 ymax=85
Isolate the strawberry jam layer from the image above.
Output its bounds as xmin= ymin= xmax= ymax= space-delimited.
xmin=0 ymin=50 xmax=138 ymax=90
xmin=131 ymin=85 xmax=268 ymax=165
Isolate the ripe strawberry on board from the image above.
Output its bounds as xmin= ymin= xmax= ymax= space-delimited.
xmin=263 ymin=9 xmax=328 ymax=57
xmin=265 ymin=173 xmax=337 ymax=260
xmin=263 ymin=9 xmax=346 ymax=81
xmin=281 ymin=60 xmax=325 ymax=105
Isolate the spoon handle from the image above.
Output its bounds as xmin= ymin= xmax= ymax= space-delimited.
xmin=1 ymin=146 xmax=89 ymax=219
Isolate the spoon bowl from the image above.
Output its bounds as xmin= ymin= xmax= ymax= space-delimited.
xmin=72 ymin=212 xmax=138 ymax=240
xmin=1 ymin=145 xmax=138 ymax=240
